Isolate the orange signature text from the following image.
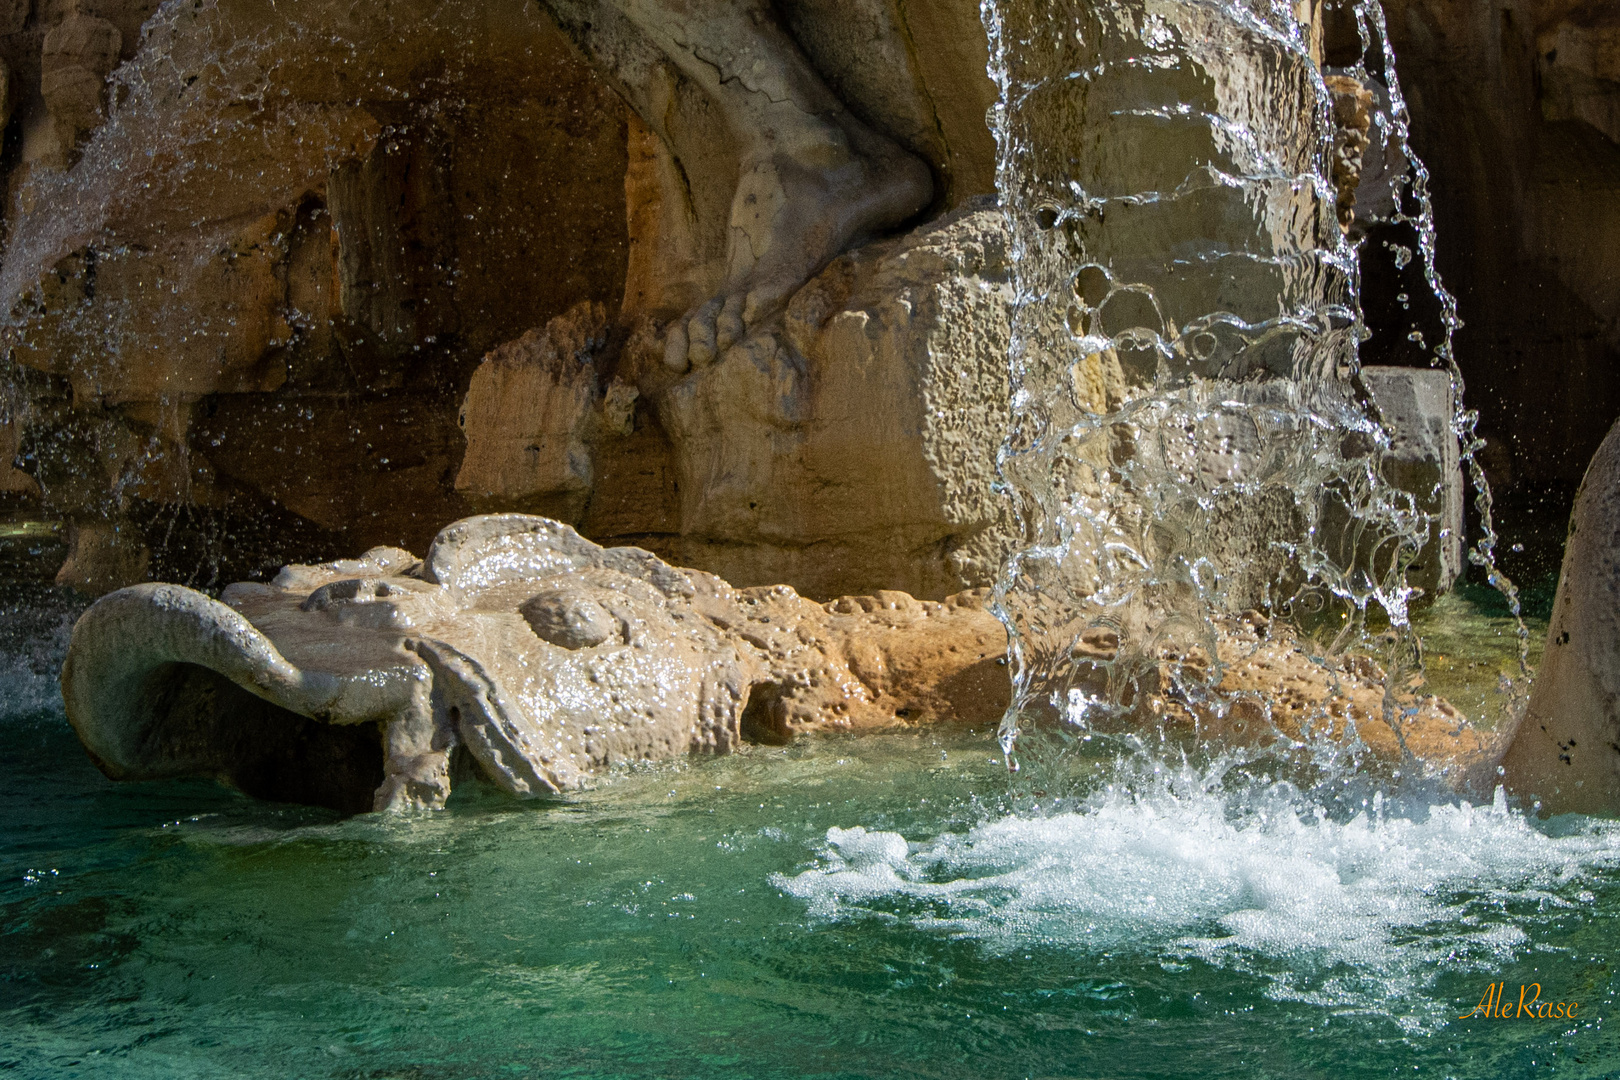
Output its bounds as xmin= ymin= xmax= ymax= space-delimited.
xmin=1459 ymin=983 xmax=1580 ymax=1020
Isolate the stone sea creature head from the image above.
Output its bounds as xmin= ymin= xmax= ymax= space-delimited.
xmin=62 ymin=515 xmax=1009 ymax=813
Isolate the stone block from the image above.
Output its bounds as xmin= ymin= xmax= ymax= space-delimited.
xmin=649 ymin=200 xmax=1015 ymax=599
xmin=1361 ymin=364 xmax=1465 ymax=596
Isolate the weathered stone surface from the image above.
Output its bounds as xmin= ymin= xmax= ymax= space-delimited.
xmin=455 ymin=302 xmax=611 ymax=520
xmin=1208 ymin=613 xmax=1487 ymax=774
xmin=1501 ymin=418 xmax=1620 ymax=815
xmin=61 ymin=514 xmax=1011 ymax=811
xmin=646 ymin=201 xmax=1015 ymax=598
xmin=1326 ymin=73 xmax=1375 ymax=231
xmin=39 ymin=1 xmax=120 ymax=163
xmin=0 ymin=402 xmax=38 ymax=497
xmin=0 ymin=0 xmax=1002 ymax=595
xmin=1538 ymin=7 xmax=1620 ymax=147
xmin=63 ymin=513 xmax=1486 ymax=813
xmin=446 ymin=202 xmax=1014 ymax=600
xmin=0 ymin=0 xmax=632 ymax=574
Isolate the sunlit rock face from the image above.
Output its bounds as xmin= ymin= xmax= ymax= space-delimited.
xmin=0 ymin=0 xmax=1448 ymax=612
xmin=61 ymin=513 xmax=1486 ymax=814
xmin=0 ymin=0 xmax=1007 ymax=600
xmin=453 ymin=204 xmax=1018 ymax=601
xmin=0 ymin=0 xmax=1498 ymax=618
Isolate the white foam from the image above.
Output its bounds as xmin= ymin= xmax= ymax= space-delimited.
xmin=774 ymin=778 xmax=1620 ymax=1028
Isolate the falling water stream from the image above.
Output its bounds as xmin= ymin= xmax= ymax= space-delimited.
xmin=2 ymin=0 xmax=1617 ymax=1076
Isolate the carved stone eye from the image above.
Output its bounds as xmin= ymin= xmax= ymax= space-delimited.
xmin=301 ymin=578 xmax=399 ymax=612
xmin=520 ymin=588 xmax=621 ymax=649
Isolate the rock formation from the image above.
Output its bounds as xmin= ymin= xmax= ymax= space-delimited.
xmin=0 ymin=0 xmax=1498 ymax=619
xmin=459 ymin=204 xmax=1018 ymax=599
xmin=1325 ymin=73 xmax=1375 ymax=232
xmin=0 ymin=0 xmax=1005 ymax=599
xmin=1501 ymin=418 xmax=1620 ymax=815
xmin=1374 ymin=0 xmax=1620 ymax=521
xmin=63 ymin=512 xmax=1486 ymax=814
xmin=39 ymin=0 xmax=120 ymax=165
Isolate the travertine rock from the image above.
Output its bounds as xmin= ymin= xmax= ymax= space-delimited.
xmin=62 ymin=513 xmax=1485 ymax=813
xmin=455 ymin=302 xmax=611 ymax=520
xmin=0 ymin=0 xmax=1001 ymax=593
xmin=0 ymin=401 xmax=37 ymax=496
xmin=1206 ymin=613 xmax=1485 ymax=773
xmin=1538 ymin=8 xmax=1620 ymax=147
xmin=40 ymin=0 xmax=119 ymax=163
xmin=62 ymin=514 xmax=1010 ymax=812
xmin=450 ymin=202 xmax=1015 ymax=600
xmin=648 ymin=201 xmax=1015 ymax=598
xmin=1324 ymin=73 xmax=1383 ymax=232
xmin=1501 ymin=418 xmax=1620 ymax=815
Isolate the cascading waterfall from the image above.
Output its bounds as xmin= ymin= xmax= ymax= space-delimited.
xmin=980 ymin=0 xmax=1525 ymax=793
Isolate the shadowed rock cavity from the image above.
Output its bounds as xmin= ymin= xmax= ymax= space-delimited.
xmin=95 ymin=659 xmax=384 ymax=814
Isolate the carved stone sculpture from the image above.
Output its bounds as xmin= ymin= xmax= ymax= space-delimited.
xmin=543 ymin=0 xmax=935 ymax=371
xmin=62 ymin=514 xmax=1010 ymax=813
xmin=63 ymin=513 xmax=1490 ymax=814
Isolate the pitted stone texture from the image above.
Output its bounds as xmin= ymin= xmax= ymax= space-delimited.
xmin=652 ymin=202 xmax=1015 ymax=598
xmin=62 ymin=514 xmax=1014 ymax=812
xmin=1502 ymin=418 xmax=1620 ymax=816
xmin=455 ymin=302 xmax=611 ymax=520
xmin=63 ymin=513 xmax=1492 ymax=815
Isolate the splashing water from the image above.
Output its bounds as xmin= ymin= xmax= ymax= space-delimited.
xmin=978 ymin=0 xmax=1525 ymax=791
xmin=2 ymin=2 xmax=1602 ymax=1072
xmin=767 ymin=1 xmax=1589 ymax=1046
xmin=775 ymin=768 xmax=1618 ymax=1031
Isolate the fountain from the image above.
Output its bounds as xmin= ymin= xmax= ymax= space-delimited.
xmin=2 ymin=0 xmax=1617 ymax=1072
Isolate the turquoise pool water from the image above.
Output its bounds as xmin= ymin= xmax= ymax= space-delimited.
xmin=4 ymin=589 xmax=1618 ymax=1079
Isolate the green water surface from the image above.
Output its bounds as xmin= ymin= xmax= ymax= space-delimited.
xmin=3 ymin=589 xmax=1618 ymax=1080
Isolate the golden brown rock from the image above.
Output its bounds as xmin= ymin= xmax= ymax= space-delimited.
xmin=40 ymin=0 xmax=120 ymax=162
xmin=455 ymin=302 xmax=611 ymax=520
xmin=1200 ymin=614 xmax=1488 ymax=773
xmin=1325 ymin=74 xmax=1374 ymax=231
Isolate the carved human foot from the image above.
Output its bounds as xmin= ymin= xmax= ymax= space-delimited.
xmin=663 ymin=123 xmax=933 ymax=371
